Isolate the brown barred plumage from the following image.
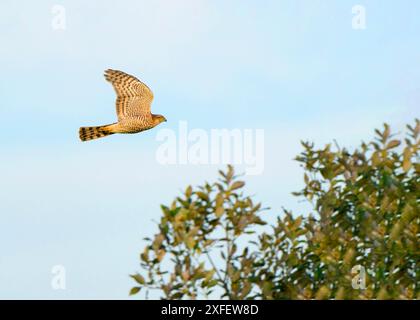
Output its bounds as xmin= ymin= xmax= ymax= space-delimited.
xmin=79 ymin=124 xmax=116 ymax=142
xmin=79 ymin=69 xmax=166 ymax=142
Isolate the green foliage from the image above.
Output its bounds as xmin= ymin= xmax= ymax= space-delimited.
xmin=131 ymin=120 xmax=419 ymax=300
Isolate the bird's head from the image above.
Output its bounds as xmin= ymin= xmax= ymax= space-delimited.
xmin=152 ymin=114 xmax=167 ymax=126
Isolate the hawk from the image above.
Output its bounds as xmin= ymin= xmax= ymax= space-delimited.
xmin=79 ymin=69 xmax=166 ymax=141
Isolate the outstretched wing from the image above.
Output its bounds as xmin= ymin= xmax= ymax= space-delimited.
xmin=104 ymin=69 xmax=154 ymax=120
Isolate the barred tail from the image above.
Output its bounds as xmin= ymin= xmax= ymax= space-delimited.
xmin=79 ymin=124 xmax=116 ymax=142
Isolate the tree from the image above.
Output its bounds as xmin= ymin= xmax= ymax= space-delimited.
xmin=130 ymin=120 xmax=419 ymax=299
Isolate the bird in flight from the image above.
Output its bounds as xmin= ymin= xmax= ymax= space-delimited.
xmin=79 ymin=69 xmax=166 ymax=141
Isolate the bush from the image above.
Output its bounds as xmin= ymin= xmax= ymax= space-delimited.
xmin=130 ymin=120 xmax=419 ymax=299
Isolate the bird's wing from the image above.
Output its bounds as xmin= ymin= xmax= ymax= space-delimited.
xmin=104 ymin=69 xmax=154 ymax=119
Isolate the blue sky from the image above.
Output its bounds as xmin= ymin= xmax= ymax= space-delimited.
xmin=0 ymin=0 xmax=418 ymax=299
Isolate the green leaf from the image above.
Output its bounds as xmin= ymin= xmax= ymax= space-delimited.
xmin=383 ymin=123 xmax=390 ymax=140
xmin=402 ymin=148 xmax=412 ymax=172
xmin=129 ymin=287 xmax=141 ymax=296
xmin=226 ymin=165 xmax=234 ymax=182
xmin=185 ymin=236 xmax=196 ymax=250
xmin=185 ymin=185 xmax=192 ymax=198
xmin=196 ymin=191 xmax=209 ymax=201
xmin=215 ymin=206 xmax=224 ymax=218
xmin=215 ymin=194 xmax=224 ymax=218
xmin=386 ymin=139 xmax=400 ymax=149
xmin=230 ymin=181 xmax=245 ymax=191
xmin=207 ymin=279 xmax=219 ymax=288
xmin=372 ymin=151 xmax=381 ymax=166
xmin=130 ymin=274 xmax=145 ymax=285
